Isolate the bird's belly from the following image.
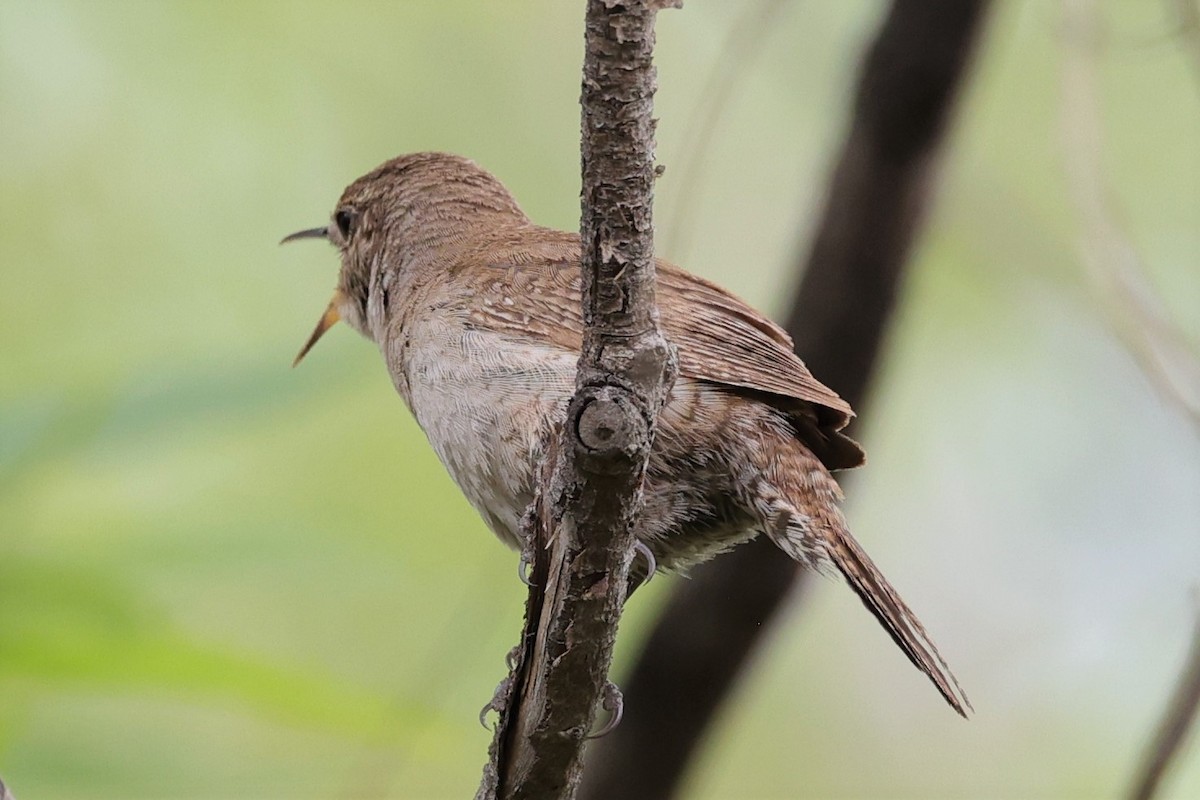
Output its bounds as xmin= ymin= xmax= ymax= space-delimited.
xmin=400 ymin=327 xmax=764 ymax=569
xmin=402 ymin=327 xmax=576 ymax=547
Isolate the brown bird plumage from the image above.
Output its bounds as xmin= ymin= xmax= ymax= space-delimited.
xmin=287 ymin=152 xmax=970 ymax=717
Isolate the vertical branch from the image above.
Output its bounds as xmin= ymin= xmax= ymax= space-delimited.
xmin=579 ymin=2 xmax=990 ymax=797
xmin=476 ymin=1 xmax=677 ymax=799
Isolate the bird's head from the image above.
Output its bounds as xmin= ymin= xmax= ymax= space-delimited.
xmin=282 ymin=152 xmax=528 ymax=365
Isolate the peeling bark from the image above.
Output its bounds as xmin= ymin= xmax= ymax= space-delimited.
xmin=477 ymin=2 xmax=676 ymax=798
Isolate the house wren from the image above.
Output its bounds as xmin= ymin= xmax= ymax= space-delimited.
xmin=285 ymin=152 xmax=969 ymax=717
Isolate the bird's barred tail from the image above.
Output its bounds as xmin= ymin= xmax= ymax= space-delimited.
xmin=756 ymin=448 xmax=971 ymax=717
xmin=826 ymin=524 xmax=972 ymax=717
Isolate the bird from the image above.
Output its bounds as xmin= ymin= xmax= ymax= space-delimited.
xmin=284 ymin=151 xmax=970 ymax=717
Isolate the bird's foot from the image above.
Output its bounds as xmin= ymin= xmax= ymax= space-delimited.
xmin=504 ymin=644 xmax=521 ymax=673
xmin=479 ymin=670 xmax=515 ymax=730
xmin=516 ymin=505 xmax=540 ymax=587
xmin=479 ymin=646 xmax=523 ymax=729
xmin=517 ymin=529 xmax=539 ymax=587
xmin=517 ymin=554 xmax=534 ymax=587
xmin=633 ymin=539 xmax=657 ymax=587
xmin=587 ymin=681 xmax=624 ymax=739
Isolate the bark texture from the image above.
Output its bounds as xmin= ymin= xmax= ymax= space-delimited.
xmin=578 ymin=2 xmax=991 ymax=797
xmin=476 ymin=2 xmax=676 ymax=798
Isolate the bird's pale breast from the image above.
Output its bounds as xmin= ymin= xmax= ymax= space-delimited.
xmin=394 ymin=312 xmax=576 ymax=547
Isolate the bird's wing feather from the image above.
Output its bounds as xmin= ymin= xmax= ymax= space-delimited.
xmin=461 ymin=232 xmax=863 ymax=468
xmin=653 ymin=265 xmax=852 ymax=421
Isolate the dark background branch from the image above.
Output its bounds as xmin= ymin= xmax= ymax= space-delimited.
xmin=477 ymin=2 xmax=676 ymax=798
xmin=579 ymin=2 xmax=991 ymax=797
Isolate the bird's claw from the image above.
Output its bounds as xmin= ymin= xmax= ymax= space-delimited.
xmin=479 ymin=672 xmax=514 ymax=730
xmin=587 ymin=681 xmax=624 ymax=739
xmin=633 ymin=540 xmax=656 ymax=587
xmin=517 ymin=530 xmax=538 ymax=587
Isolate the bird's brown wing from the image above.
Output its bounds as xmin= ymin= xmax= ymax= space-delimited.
xmin=464 ymin=233 xmax=864 ymax=470
xmin=655 ymin=264 xmax=864 ymax=470
xmin=653 ymin=265 xmax=851 ymax=418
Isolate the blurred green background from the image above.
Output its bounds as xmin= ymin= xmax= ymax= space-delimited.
xmin=2 ymin=1 xmax=1198 ymax=797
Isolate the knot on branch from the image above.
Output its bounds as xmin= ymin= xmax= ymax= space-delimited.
xmin=572 ymin=336 xmax=677 ymax=470
xmin=573 ymin=389 xmax=644 ymax=462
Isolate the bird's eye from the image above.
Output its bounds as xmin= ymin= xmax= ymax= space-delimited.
xmin=334 ymin=209 xmax=355 ymax=240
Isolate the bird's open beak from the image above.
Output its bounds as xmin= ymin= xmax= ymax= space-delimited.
xmin=282 ymin=225 xmax=340 ymax=367
xmin=280 ymin=226 xmax=329 ymax=244
xmin=294 ymin=294 xmax=343 ymax=367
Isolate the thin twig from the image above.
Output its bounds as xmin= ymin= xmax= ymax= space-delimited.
xmin=1060 ymin=0 xmax=1200 ymax=429
xmin=1061 ymin=2 xmax=1200 ymax=798
xmin=662 ymin=0 xmax=789 ymax=263
xmin=1129 ymin=612 xmax=1200 ymax=800
xmin=1169 ymin=0 xmax=1200 ymax=92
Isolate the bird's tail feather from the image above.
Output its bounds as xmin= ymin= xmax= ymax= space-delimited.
xmin=756 ymin=455 xmax=970 ymax=717
xmin=826 ymin=525 xmax=972 ymax=717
